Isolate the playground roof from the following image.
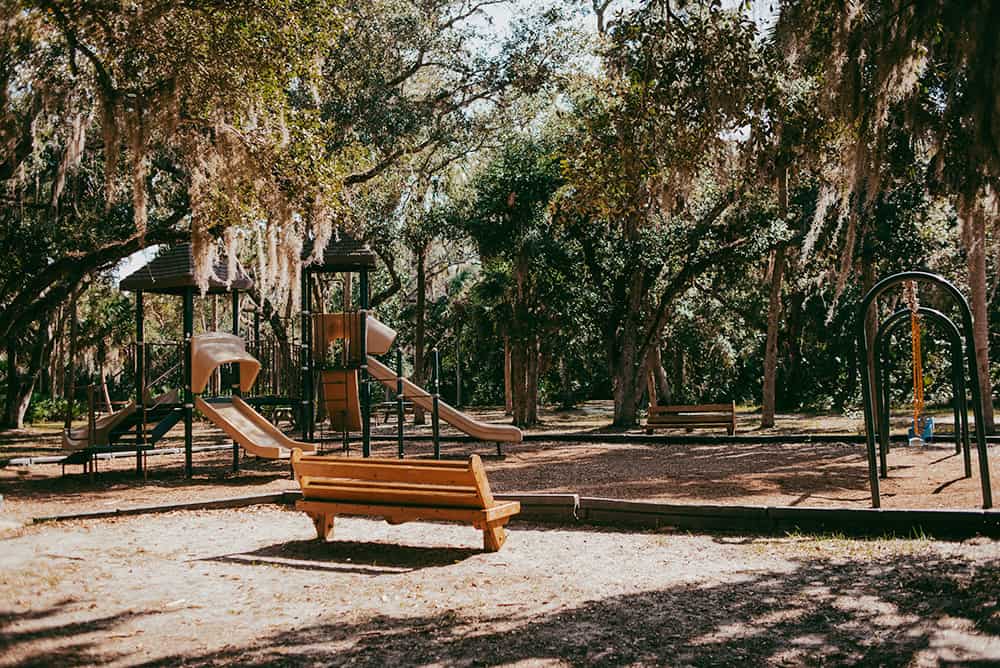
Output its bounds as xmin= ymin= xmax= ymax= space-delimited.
xmin=302 ymin=233 xmax=377 ymax=273
xmin=119 ymin=243 xmax=254 ymax=295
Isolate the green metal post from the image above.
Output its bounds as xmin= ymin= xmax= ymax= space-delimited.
xmin=231 ymin=290 xmax=241 ymax=473
xmin=135 ymin=290 xmax=145 ymax=476
xmin=396 ymin=349 xmax=404 ymax=458
xmin=432 ymin=347 xmax=440 ymax=459
xmin=183 ymin=287 xmax=194 ymax=478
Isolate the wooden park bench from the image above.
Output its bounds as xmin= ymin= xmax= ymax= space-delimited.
xmin=645 ymin=402 xmax=737 ymax=435
xmin=374 ymin=400 xmax=414 ymax=425
xmin=290 ymin=450 xmax=521 ymax=551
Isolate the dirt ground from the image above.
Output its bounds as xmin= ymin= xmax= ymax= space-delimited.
xmin=1 ymin=405 xmax=999 ymax=665
xmin=0 ymin=404 xmax=997 ymax=523
xmin=1 ymin=507 xmax=998 ymax=666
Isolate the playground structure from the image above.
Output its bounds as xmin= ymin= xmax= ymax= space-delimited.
xmin=858 ymin=270 xmax=993 ymax=509
xmin=59 ymin=237 xmax=520 ymax=477
xmin=298 ymin=236 xmax=522 ymax=460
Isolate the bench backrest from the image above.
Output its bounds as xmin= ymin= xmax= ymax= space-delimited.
xmin=291 ymin=451 xmax=495 ymax=509
xmin=648 ymin=402 xmax=734 ymax=416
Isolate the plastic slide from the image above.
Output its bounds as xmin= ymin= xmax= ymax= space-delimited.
xmin=195 ymin=396 xmax=316 ymax=459
xmin=61 ymin=389 xmax=179 ymax=450
xmin=190 ymin=332 xmax=261 ymax=394
xmin=366 ymin=355 xmax=523 ymax=443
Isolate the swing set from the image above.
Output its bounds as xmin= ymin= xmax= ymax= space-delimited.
xmin=858 ymin=271 xmax=993 ymax=509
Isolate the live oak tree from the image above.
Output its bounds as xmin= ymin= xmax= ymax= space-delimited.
xmin=553 ymin=1 xmax=781 ymax=426
xmin=0 ymin=0 xmax=567 ymax=424
xmin=452 ymin=135 xmax=572 ymax=427
xmin=775 ymin=0 xmax=1000 ymax=430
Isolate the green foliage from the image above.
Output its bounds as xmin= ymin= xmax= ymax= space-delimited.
xmin=25 ymin=395 xmax=83 ymax=424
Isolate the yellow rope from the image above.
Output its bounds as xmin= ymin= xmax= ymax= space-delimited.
xmin=905 ymin=281 xmax=924 ymax=429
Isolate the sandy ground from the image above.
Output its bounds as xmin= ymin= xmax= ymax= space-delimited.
xmin=1 ymin=411 xmax=997 ymax=523
xmin=1 ymin=406 xmax=999 ymax=665
xmin=0 ymin=507 xmax=998 ymax=667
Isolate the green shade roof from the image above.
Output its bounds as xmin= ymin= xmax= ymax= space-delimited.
xmin=302 ymin=233 xmax=377 ymax=273
xmin=119 ymin=243 xmax=254 ymax=295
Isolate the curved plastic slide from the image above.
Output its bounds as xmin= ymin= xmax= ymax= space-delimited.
xmin=191 ymin=333 xmax=261 ymax=394
xmin=366 ymin=355 xmax=522 ymax=443
xmin=195 ymin=396 xmax=316 ymax=459
xmin=61 ymin=389 xmax=179 ymax=450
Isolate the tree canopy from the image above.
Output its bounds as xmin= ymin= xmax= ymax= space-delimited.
xmin=2 ymin=0 xmax=999 ymax=430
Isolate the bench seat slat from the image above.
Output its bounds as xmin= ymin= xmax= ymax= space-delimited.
xmin=296 ymin=499 xmax=521 ymax=526
xmin=302 ymin=481 xmax=483 ymax=509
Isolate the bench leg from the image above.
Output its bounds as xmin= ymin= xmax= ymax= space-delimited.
xmin=483 ymin=521 xmax=508 ymax=552
xmin=310 ymin=513 xmax=335 ymax=540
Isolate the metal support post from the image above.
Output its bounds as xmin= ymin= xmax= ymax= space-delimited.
xmin=360 ymin=310 xmax=370 ymax=458
xmin=134 ymin=290 xmax=146 ymax=476
xmin=231 ymin=290 xmax=241 ymax=473
xmin=432 ymin=347 xmax=441 ymax=459
xmin=300 ymin=270 xmax=313 ymax=441
xmin=183 ymin=287 xmax=194 ymax=478
xmin=396 ymin=349 xmax=404 ymax=458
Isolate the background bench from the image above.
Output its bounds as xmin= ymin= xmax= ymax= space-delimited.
xmin=646 ymin=402 xmax=736 ymax=435
xmin=291 ymin=450 xmax=520 ymax=551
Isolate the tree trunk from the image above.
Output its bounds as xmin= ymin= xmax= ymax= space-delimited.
xmin=558 ymin=353 xmax=574 ymax=409
xmin=510 ymin=339 xmax=526 ymax=426
xmin=503 ymin=335 xmax=513 ymax=415
xmin=965 ymin=205 xmax=995 ymax=432
xmin=455 ymin=337 xmax=461 ymax=408
xmin=526 ymin=335 xmax=539 ymax=425
xmin=673 ymin=347 xmax=685 ymax=402
xmin=611 ymin=327 xmax=641 ymax=427
xmin=650 ymin=345 xmax=671 ymax=405
xmin=64 ymin=294 xmax=79 ymax=429
xmin=858 ymin=229 xmax=879 ymax=420
xmin=762 ymin=169 xmax=788 ymax=428
xmin=413 ymin=243 xmax=428 ymax=425
xmin=785 ymin=290 xmax=805 ymax=403
xmin=5 ymin=335 xmax=19 ymax=427
xmin=761 ymin=246 xmax=785 ymax=428
xmin=3 ymin=320 xmax=53 ymax=429
xmin=98 ymin=340 xmax=112 ymax=413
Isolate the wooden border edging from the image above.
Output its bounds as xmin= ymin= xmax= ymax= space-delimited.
xmin=31 ymin=492 xmax=288 ymax=524
xmin=368 ymin=433 xmax=1000 ymax=446
xmin=30 ymin=491 xmax=1000 ymax=539
xmin=576 ymin=497 xmax=1000 ymax=539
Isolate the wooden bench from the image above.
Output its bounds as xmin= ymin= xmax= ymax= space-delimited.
xmin=645 ymin=402 xmax=736 ymax=435
xmin=375 ymin=400 xmax=414 ymax=425
xmin=290 ymin=450 xmax=520 ymax=552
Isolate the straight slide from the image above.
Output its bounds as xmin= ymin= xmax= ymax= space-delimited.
xmin=62 ymin=389 xmax=179 ymax=450
xmin=196 ymin=396 xmax=316 ymax=459
xmin=366 ymin=356 xmax=522 ymax=443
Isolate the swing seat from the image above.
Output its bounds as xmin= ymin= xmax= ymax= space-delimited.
xmin=907 ymin=417 xmax=934 ymax=444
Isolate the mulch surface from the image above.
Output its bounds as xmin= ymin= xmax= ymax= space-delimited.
xmin=1 ymin=406 xmax=998 ymax=665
